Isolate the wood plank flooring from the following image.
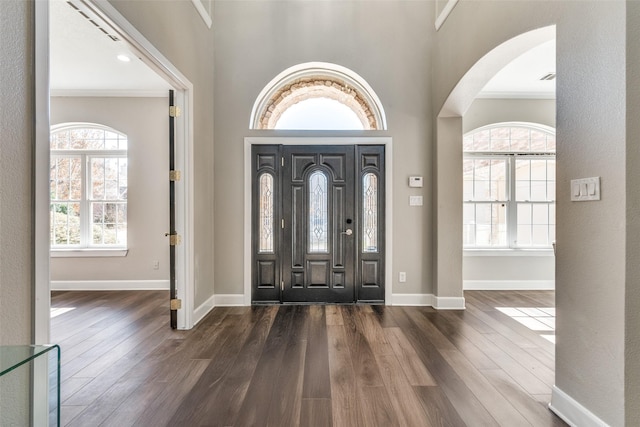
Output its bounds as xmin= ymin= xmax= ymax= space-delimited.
xmin=51 ymin=290 xmax=566 ymax=426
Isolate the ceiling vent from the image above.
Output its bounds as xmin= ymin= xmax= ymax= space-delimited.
xmin=67 ymin=1 xmax=120 ymax=42
xmin=540 ymin=72 xmax=556 ymax=81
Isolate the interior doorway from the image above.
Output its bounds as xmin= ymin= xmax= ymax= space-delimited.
xmin=38 ymin=0 xmax=196 ymax=336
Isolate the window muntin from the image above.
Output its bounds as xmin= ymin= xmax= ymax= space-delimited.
xmin=463 ymin=124 xmax=555 ymax=249
xmin=258 ymin=173 xmax=275 ymax=253
xmin=50 ymin=125 xmax=128 ymax=249
xmin=362 ymin=173 xmax=378 ymax=252
xmin=309 ymin=171 xmax=328 ymax=253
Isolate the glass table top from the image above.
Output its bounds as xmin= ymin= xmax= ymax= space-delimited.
xmin=0 ymin=345 xmax=60 ymax=377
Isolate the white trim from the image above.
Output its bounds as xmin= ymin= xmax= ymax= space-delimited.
xmin=391 ymin=293 xmax=434 ymax=306
xmin=464 ymin=121 xmax=556 ymax=137
xmin=549 ymin=386 xmax=610 ymax=427
xmin=249 ymin=62 xmax=387 ymax=130
xmin=190 ymin=0 xmax=213 ymax=29
xmin=51 ymin=280 xmax=170 ymax=291
xmin=464 ymin=249 xmax=554 ymax=257
xmin=76 ymin=0 xmax=197 ymax=330
xmin=214 ymin=294 xmax=245 ymax=307
xmin=34 ymin=2 xmax=52 ymax=425
xmin=391 ymin=294 xmax=465 ymax=309
xmin=435 ymin=0 xmax=459 ymax=31
xmin=193 ymin=294 xmax=216 ymax=326
xmin=464 ymin=280 xmax=555 ymax=290
xmin=35 ymin=0 xmax=52 ymax=345
xmin=476 ymin=91 xmax=556 ymax=100
xmin=244 ymin=137 xmax=393 ymax=306
xmin=433 ymin=296 xmax=466 ymax=310
xmin=51 ymin=249 xmax=128 ymax=258
xmin=50 ymin=89 xmax=170 ymax=98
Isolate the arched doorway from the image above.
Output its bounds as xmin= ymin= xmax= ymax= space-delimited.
xmin=435 ymin=25 xmax=556 ymax=306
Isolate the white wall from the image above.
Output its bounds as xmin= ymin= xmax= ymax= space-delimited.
xmin=433 ymin=2 xmax=628 ymax=425
xmin=463 ymin=98 xmax=555 ymax=287
xmin=213 ymin=1 xmax=434 ymax=297
xmin=50 ymin=97 xmax=170 ymax=285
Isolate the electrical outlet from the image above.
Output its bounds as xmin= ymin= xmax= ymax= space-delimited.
xmin=399 ymin=272 xmax=407 ymax=282
xmin=152 ymin=260 xmax=160 ymax=270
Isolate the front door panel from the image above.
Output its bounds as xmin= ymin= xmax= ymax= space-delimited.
xmin=282 ymin=146 xmax=355 ymax=303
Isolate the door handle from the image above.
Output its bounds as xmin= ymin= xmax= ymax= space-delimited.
xmin=341 ymin=229 xmax=353 ymax=236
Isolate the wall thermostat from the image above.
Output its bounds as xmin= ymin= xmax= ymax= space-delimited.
xmin=409 ymin=176 xmax=423 ymax=188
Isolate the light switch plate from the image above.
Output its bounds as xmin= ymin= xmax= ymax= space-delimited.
xmin=571 ymin=177 xmax=600 ymax=201
xmin=409 ymin=196 xmax=423 ymax=206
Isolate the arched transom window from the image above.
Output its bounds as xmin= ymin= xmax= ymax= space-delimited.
xmin=251 ymin=62 xmax=387 ymax=130
xmin=463 ymin=123 xmax=556 ymax=249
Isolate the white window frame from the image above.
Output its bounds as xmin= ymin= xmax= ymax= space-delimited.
xmin=463 ymin=123 xmax=556 ymax=252
xmin=50 ymin=124 xmax=128 ymax=255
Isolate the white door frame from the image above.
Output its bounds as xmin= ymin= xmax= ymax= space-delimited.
xmin=244 ymin=136 xmax=393 ymax=305
xmin=35 ymin=0 xmax=196 ymax=332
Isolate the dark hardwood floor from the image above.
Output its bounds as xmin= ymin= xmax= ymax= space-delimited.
xmin=51 ymin=290 xmax=566 ymax=426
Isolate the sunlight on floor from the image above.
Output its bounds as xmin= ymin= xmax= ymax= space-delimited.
xmin=496 ymin=306 xmax=555 ymax=343
xmin=50 ymin=307 xmax=75 ymax=318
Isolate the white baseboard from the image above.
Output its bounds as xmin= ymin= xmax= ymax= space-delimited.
xmin=390 ymin=293 xmax=466 ymax=309
xmin=433 ymin=296 xmax=466 ymax=310
xmin=51 ymin=280 xmax=170 ymax=291
xmin=549 ymin=386 xmax=610 ymax=427
xmin=193 ymin=294 xmax=216 ymax=326
xmin=214 ymin=294 xmax=245 ymax=307
xmin=464 ymin=280 xmax=555 ymax=290
xmin=391 ymin=293 xmax=434 ymax=306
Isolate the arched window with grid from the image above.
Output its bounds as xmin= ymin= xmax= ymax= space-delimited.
xmin=463 ymin=123 xmax=555 ymax=249
xmin=50 ymin=123 xmax=128 ymax=248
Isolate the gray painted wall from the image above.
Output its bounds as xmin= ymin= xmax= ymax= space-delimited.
xmin=464 ymin=98 xmax=555 ymax=132
xmin=0 ymin=0 xmax=34 ymax=345
xmin=213 ymin=0 xmax=434 ymax=296
xmin=50 ymin=97 xmax=170 ymax=283
xmin=0 ymin=0 xmax=34 ymax=422
xmin=627 ymin=3 xmax=640 ymax=425
xmin=108 ymin=0 xmax=215 ymax=306
xmin=433 ymin=2 xmax=629 ymax=424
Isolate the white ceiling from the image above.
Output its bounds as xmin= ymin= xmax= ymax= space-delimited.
xmin=50 ymin=0 xmax=554 ymax=99
xmin=478 ymin=40 xmax=556 ymax=99
xmin=50 ymin=0 xmax=171 ymax=96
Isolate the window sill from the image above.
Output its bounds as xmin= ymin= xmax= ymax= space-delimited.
xmin=51 ymin=249 xmax=129 ymax=258
xmin=464 ymin=249 xmax=554 ymax=257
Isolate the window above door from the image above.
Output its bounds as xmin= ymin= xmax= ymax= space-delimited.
xmin=250 ymin=62 xmax=387 ymax=130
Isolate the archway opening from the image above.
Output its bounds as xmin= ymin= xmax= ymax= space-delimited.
xmin=435 ymin=25 xmax=556 ymax=308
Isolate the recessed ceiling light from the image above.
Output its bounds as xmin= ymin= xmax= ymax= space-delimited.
xmin=117 ymin=54 xmax=131 ymax=63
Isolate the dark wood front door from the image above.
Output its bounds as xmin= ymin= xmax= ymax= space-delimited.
xmin=252 ymin=144 xmax=385 ymax=304
xmin=281 ymin=145 xmax=355 ymax=303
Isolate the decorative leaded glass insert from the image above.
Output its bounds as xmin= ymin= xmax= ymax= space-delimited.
xmin=362 ymin=173 xmax=378 ymax=252
xmin=309 ymin=171 xmax=328 ymax=252
xmin=258 ymin=173 xmax=274 ymax=253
